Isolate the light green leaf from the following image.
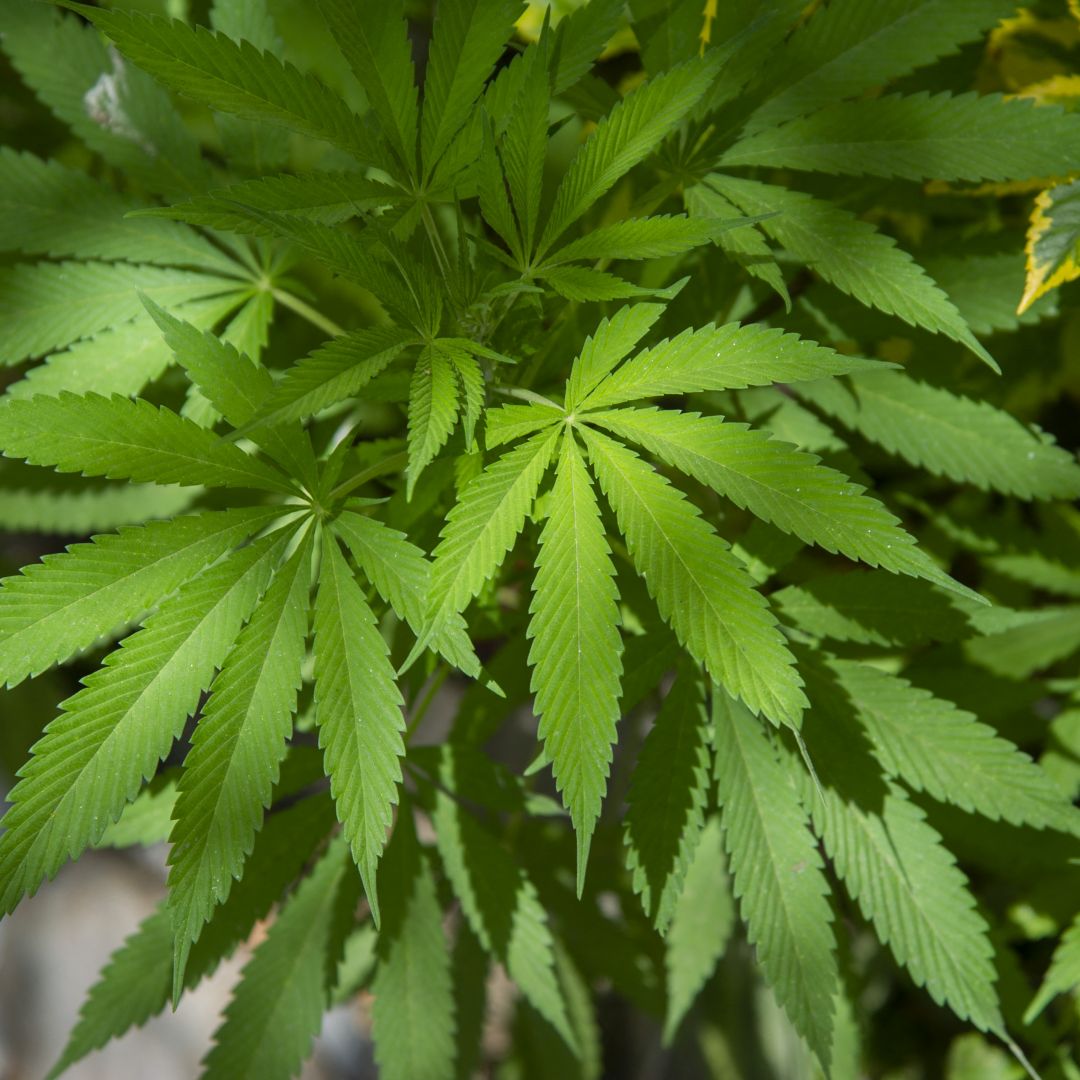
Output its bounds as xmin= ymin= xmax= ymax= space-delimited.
xmin=540 ymin=265 xmax=667 ymax=302
xmin=371 ymin=810 xmax=456 ymax=1080
xmin=537 ymin=52 xmax=721 ymax=258
xmin=0 ymin=392 xmax=295 ymax=494
xmin=313 ymin=533 xmax=406 ymax=922
xmin=1027 ymin=912 xmax=1080 ymax=1021
xmin=581 ymin=425 xmax=805 ymax=728
xmin=201 ymin=837 xmax=361 ymax=1080
xmin=794 ymin=371 xmax=1080 ymax=501
xmin=707 ymin=174 xmax=996 ymax=370
xmin=581 ymin=322 xmax=886 ymax=410
xmin=529 ymin=435 xmax=623 ymax=889
xmin=820 ymin=656 xmax=1080 ymax=834
xmin=566 ymin=303 xmax=665 ymax=410
xmin=587 ymin=406 xmax=975 ymax=599
xmin=722 ymin=92 xmax=1080 ymax=182
xmin=713 ymin=690 xmax=838 ymax=1065
xmin=432 ymin=791 xmax=575 ymax=1049
xmin=0 ymin=530 xmax=289 ymax=914
xmin=167 ymin=532 xmax=313 ymax=995
xmin=407 ymin=343 xmax=461 ymax=497
xmin=0 ymin=261 xmax=241 ymax=367
xmin=624 ymin=673 xmax=711 ymax=932
xmin=0 ymin=505 xmax=279 ymax=689
xmin=422 ymin=0 xmax=522 ymax=175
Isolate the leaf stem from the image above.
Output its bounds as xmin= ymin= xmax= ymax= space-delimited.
xmin=406 ymin=664 xmax=450 ymax=743
xmin=272 ymin=288 xmax=345 ymax=338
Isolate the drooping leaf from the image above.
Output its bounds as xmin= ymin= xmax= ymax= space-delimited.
xmin=313 ymin=533 xmax=406 ymax=921
xmin=581 ymin=425 xmax=806 ymax=729
xmin=529 ymin=435 xmax=623 ymax=889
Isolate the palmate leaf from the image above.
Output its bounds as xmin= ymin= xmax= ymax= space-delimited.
xmin=0 ymin=529 xmax=290 ymax=914
xmin=0 ymin=2 xmax=207 ymax=195
xmin=721 ymin=91 xmax=1080 ymax=182
xmin=372 ymin=809 xmax=456 ymax=1080
xmin=0 ymin=505 xmax=279 ymax=689
xmin=529 ymin=435 xmax=623 ymax=890
xmin=706 ymin=174 xmax=996 ymax=369
xmin=0 ymin=392 xmax=294 ymax=494
xmin=581 ymin=321 xmax=885 ymax=410
xmin=741 ymin=0 xmax=1017 ymax=134
xmin=202 ymin=837 xmax=361 ymax=1080
xmin=47 ymin=795 xmax=336 ymax=1080
xmin=537 ymin=52 xmax=722 ymax=258
xmin=713 ymin=691 xmax=839 ymax=1066
xmin=794 ymin=371 xmax=1080 ymax=501
xmin=407 ymin=343 xmax=461 ymax=497
xmin=817 ymin=656 xmax=1080 ymax=834
xmin=313 ymin=533 xmax=406 ymax=923
xmin=63 ymin=4 xmax=389 ymax=170
xmin=663 ymin=815 xmax=736 ymax=1044
xmin=581 ymin=425 xmax=806 ymax=729
xmin=418 ymin=427 xmax=561 ymax=671
xmin=141 ymin=173 xmax=403 ymax=235
xmin=421 ymin=0 xmax=522 ymax=176
xmin=0 ymin=149 xmax=232 ymax=272
xmin=315 ymin=0 xmax=418 ymax=174
xmin=624 ymin=673 xmax=711 ymax=932
xmin=432 ymin=791 xmax=575 ymax=1049
xmin=0 ymin=260 xmax=242 ymax=367
xmin=167 ymin=532 xmax=313 ymax=997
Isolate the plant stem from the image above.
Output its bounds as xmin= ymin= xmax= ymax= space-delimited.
xmin=406 ymin=664 xmax=450 ymax=743
xmin=329 ymin=451 xmax=409 ymax=502
xmin=272 ymin=288 xmax=345 ymax=337
xmin=420 ymin=202 xmax=452 ymax=282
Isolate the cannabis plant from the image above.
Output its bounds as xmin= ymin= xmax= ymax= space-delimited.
xmin=2 ymin=0 xmax=1080 ymax=1076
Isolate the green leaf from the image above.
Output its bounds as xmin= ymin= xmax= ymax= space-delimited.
xmin=581 ymin=322 xmax=886 ymax=410
xmin=587 ymin=406 xmax=975 ymax=599
xmin=432 ymin=791 xmax=575 ymax=1049
xmin=624 ymin=673 xmax=711 ymax=932
xmin=581 ymin=425 xmax=805 ymax=728
xmin=0 ymin=3 xmax=208 ymax=194
xmin=0 ymin=505 xmax=279 ymax=689
xmin=529 ymin=435 xmax=623 ymax=889
xmin=966 ymin=605 xmax=1080 ymax=680
xmin=539 ymin=265 xmax=669 ymax=302
xmin=96 ymin=776 xmax=178 ymax=850
xmin=255 ymin=325 xmax=416 ymax=427
xmin=713 ymin=690 xmax=839 ymax=1065
xmin=773 ymin=571 xmax=972 ymax=647
xmin=64 ymin=4 xmax=388 ymax=168
xmin=1021 ymin=178 xmax=1080 ymax=314
xmin=0 ymin=392 xmax=295 ymax=494
xmin=544 ymin=214 xmax=752 ymax=266
xmin=820 ymin=656 xmax=1080 ymax=834
xmin=407 ymin=343 xmax=461 ymax=497
xmin=315 ymin=0 xmax=419 ymax=174
xmin=421 ymin=0 xmax=522 ymax=175
xmin=0 ymin=148 xmax=232 ymax=271
xmin=46 ymin=795 xmax=336 ymax=1080
xmin=167 ymin=532 xmax=313 ymax=996
xmin=1027 ymin=911 xmax=1080 ymax=1022
xmin=722 ymin=92 xmax=1080 ymax=182
xmin=706 ymin=174 xmax=997 ymax=370
xmin=448 ymin=347 xmax=485 ymax=450
xmin=142 ymin=172 xmax=403 ymax=235
xmin=313 ymin=533 xmax=406 ymax=922
xmin=0 ymin=260 xmax=241 ymax=367
xmin=537 ymin=53 xmax=721 ymax=258
xmin=371 ymin=809 xmax=456 ymax=1080
xmin=201 ymin=837 xmax=361 ymax=1080
xmin=794 ymin=371 xmax=1080 ymax=501
xmin=420 ymin=427 xmax=560 ymax=670
xmin=501 ymin=38 xmax=550 ymax=257
xmin=663 ymin=814 xmax=735 ymax=1044
xmin=741 ymin=0 xmax=1017 ymax=133
xmin=0 ymin=483 xmax=196 ymax=537
xmin=0 ymin=530 xmax=290 ymax=914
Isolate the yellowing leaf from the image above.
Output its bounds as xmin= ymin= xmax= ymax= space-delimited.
xmin=1020 ymin=179 xmax=1080 ymax=313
